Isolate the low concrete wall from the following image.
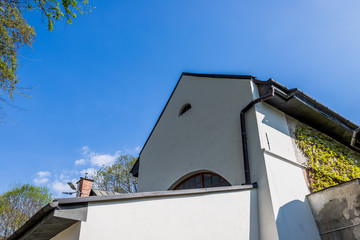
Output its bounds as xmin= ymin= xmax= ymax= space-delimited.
xmin=79 ymin=187 xmax=258 ymax=240
xmin=307 ymin=179 xmax=360 ymax=240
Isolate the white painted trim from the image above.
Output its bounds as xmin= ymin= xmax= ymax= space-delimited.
xmin=263 ymin=149 xmax=307 ymax=169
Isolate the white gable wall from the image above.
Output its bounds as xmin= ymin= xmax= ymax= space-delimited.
xmin=138 ymin=75 xmax=254 ymax=192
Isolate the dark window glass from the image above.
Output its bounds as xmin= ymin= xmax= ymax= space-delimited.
xmin=212 ymin=176 xmax=219 ymax=185
xmin=219 ymin=181 xmax=229 ymax=186
xmin=190 ymin=178 xmax=196 ymax=187
xmin=196 ymin=175 xmax=201 ymax=183
xmin=203 ymin=176 xmax=212 ymax=188
xmin=175 ymin=172 xmax=230 ymax=190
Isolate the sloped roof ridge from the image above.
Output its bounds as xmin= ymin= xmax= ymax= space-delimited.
xmin=182 ymin=72 xmax=255 ymax=79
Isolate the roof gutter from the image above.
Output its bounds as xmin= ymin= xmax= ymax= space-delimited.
xmin=241 ymin=86 xmax=275 ymax=184
xmin=254 ymin=78 xmax=360 ymax=152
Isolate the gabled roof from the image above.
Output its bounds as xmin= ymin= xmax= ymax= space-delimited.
xmin=130 ymin=72 xmax=255 ymax=177
xmin=130 ymin=72 xmax=360 ymax=177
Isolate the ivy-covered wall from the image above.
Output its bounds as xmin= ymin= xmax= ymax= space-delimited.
xmin=295 ymin=123 xmax=360 ymax=192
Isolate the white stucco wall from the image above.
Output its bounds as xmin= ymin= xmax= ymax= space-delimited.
xmin=138 ymin=75 xmax=254 ymax=192
xmin=246 ymin=83 xmax=280 ymax=240
xmin=135 ymin=75 xmax=321 ymax=239
xmin=253 ymin=102 xmax=320 ymax=240
xmin=78 ymin=189 xmax=258 ymax=240
xmin=51 ymin=222 xmax=81 ymax=240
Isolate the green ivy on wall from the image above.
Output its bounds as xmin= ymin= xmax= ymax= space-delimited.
xmin=295 ymin=123 xmax=360 ymax=192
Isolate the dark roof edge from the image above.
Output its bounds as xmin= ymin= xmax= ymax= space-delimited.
xmin=55 ymin=185 xmax=254 ymax=205
xmin=294 ymin=90 xmax=358 ymax=130
xmin=256 ymin=78 xmax=359 ymax=130
xmin=255 ymin=78 xmax=360 ymax=151
xmin=8 ymin=202 xmax=58 ymax=240
xmin=130 ymin=72 xmax=255 ymax=176
xmin=268 ymin=79 xmax=358 ymax=130
xmin=182 ymin=72 xmax=254 ymax=79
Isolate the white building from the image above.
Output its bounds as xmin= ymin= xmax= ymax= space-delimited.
xmin=10 ymin=73 xmax=360 ymax=240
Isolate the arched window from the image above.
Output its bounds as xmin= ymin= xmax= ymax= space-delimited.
xmin=175 ymin=172 xmax=231 ymax=190
xmin=179 ymin=103 xmax=191 ymax=116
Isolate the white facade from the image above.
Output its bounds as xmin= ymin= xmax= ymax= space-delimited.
xmin=134 ymin=74 xmax=321 ymax=239
xmin=138 ymin=75 xmax=254 ymax=192
xmin=42 ymin=72 xmax=357 ymax=240
xmin=252 ymin=103 xmax=320 ymax=239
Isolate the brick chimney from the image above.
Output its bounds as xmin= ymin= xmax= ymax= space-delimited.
xmin=76 ymin=177 xmax=94 ymax=197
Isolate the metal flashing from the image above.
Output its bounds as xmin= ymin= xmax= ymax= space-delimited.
xmin=182 ymin=72 xmax=254 ymax=79
xmin=55 ymin=185 xmax=254 ymax=205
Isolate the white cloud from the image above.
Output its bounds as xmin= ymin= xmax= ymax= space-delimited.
xmin=78 ymin=146 xmax=123 ymax=167
xmin=31 ymin=146 xmax=138 ymax=196
xmin=123 ymin=146 xmax=141 ymax=155
xmin=90 ymin=152 xmax=120 ymax=166
xmin=74 ymin=159 xmax=86 ymax=166
xmin=33 ymin=171 xmax=51 ymax=185
xmin=34 ymin=177 xmax=50 ymax=185
xmin=37 ymin=171 xmax=51 ymax=178
xmin=80 ymin=168 xmax=97 ymax=177
xmin=81 ymin=146 xmax=90 ymax=155
xmin=52 ymin=180 xmax=72 ymax=194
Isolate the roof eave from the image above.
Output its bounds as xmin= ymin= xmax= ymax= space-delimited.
xmin=256 ymin=79 xmax=360 ymax=151
xmin=7 ymin=201 xmax=88 ymax=240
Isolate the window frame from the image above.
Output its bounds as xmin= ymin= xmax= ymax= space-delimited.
xmin=174 ymin=172 xmax=231 ymax=190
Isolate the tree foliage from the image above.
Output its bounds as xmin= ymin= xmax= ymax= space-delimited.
xmin=91 ymin=155 xmax=138 ymax=194
xmin=0 ymin=184 xmax=52 ymax=238
xmin=0 ymin=0 xmax=91 ymax=118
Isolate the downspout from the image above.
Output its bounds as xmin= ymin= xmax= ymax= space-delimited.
xmin=241 ymin=87 xmax=275 ymax=185
xmin=351 ymin=127 xmax=360 ymax=149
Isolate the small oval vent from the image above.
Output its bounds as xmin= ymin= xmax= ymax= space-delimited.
xmin=179 ymin=103 xmax=191 ymax=116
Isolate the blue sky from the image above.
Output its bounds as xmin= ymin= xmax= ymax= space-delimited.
xmin=1 ymin=0 xmax=360 ymax=197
